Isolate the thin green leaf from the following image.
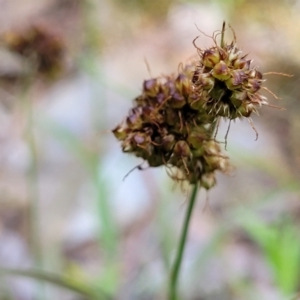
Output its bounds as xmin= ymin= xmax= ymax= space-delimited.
xmin=0 ymin=268 xmax=112 ymax=300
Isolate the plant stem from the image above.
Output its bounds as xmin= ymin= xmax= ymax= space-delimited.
xmin=22 ymin=85 xmax=45 ymax=300
xmin=220 ymin=21 xmax=226 ymax=49
xmin=169 ymin=184 xmax=199 ymax=300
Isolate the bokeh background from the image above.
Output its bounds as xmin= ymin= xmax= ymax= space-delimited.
xmin=0 ymin=0 xmax=299 ymax=299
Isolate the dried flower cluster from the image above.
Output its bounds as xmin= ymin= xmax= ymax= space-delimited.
xmin=192 ymin=31 xmax=269 ymax=125
xmin=113 ymin=63 xmax=230 ymax=188
xmin=3 ymin=25 xmax=65 ymax=79
xmin=113 ymin=24 xmax=275 ymax=189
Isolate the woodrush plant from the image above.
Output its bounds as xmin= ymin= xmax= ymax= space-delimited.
xmin=112 ymin=22 xmax=288 ymax=300
xmin=3 ymin=24 xmax=65 ymax=79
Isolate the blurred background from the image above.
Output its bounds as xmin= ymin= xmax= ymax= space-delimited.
xmin=0 ymin=0 xmax=299 ymax=299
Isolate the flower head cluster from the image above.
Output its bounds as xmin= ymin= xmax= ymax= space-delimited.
xmin=113 ymin=25 xmax=275 ymax=189
xmin=113 ymin=64 xmax=230 ymax=189
xmin=192 ymin=33 xmax=268 ymax=120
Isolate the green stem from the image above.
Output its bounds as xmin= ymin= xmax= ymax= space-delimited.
xmin=220 ymin=21 xmax=226 ymax=49
xmin=23 ymin=86 xmax=45 ymax=299
xmin=169 ymin=184 xmax=199 ymax=300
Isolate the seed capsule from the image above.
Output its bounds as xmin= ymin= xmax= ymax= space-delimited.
xmin=127 ymin=107 xmax=143 ymax=129
xmin=225 ymin=70 xmax=247 ymax=90
xmin=161 ymin=134 xmax=176 ymax=151
xmin=143 ymin=79 xmax=159 ymax=97
xmin=141 ymin=106 xmax=164 ymax=124
xmin=202 ymin=48 xmax=221 ymax=68
xmin=231 ymin=90 xmax=247 ymax=102
xmin=212 ymin=61 xmax=231 ymax=81
xmin=173 ymin=141 xmax=192 ymax=157
xmin=201 ymin=173 xmax=216 ymax=189
xmin=233 ymin=57 xmax=250 ymax=70
xmin=227 ymin=45 xmax=242 ymax=62
xmin=194 ymin=73 xmax=215 ymax=91
xmin=245 ymin=78 xmax=262 ymax=93
xmin=188 ymin=93 xmax=202 ymax=110
xmin=112 ymin=123 xmax=128 ymax=141
xmin=204 ymin=140 xmax=221 ymax=155
xmin=163 ymin=80 xmax=176 ymax=95
xmin=175 ymin=73 xmax=190 ymax=97
xmin=187 ymin=128 xmax=208 ymax=149
xmin=169 ymin=92 xmax=186 ymax=108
